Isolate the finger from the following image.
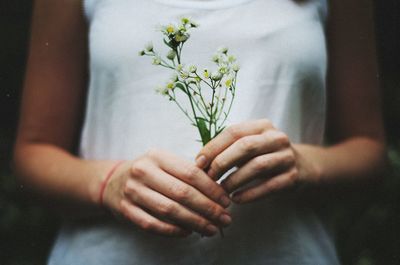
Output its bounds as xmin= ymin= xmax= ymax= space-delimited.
xmin=119 ymin=199 xmax=191 ymax=237
xmin=147 ymin=149 xmax=231 ymax=208
xmin=195 ymin=119 xmax=274 ymax=169
xmin=124 ymin=182 xmax=220 ymax=236
xmin=221 ymin=149 xmax=295 ymax=193
xmin=207 ymin=130 xmax=290 ymax=180
xmin=139 ymin=165 xmax=232 ymax=227
xmin=231 ymin=168 xmax=299 ymax=204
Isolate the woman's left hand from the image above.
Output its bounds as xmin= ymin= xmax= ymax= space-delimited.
xmin=196 ymin=119 xmax=319 ymax=204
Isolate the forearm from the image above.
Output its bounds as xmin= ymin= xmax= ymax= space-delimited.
xmin=13 ymin=142 xmax=118 ymax=207
xmin=294 ymin=136 xmax=387 ymax=187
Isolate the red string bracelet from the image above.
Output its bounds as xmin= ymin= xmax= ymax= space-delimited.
xmin=99 ymin=160 xmax=125 ymax=206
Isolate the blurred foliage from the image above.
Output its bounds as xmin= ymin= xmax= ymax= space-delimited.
xmin=0 ymin=0 xmax=399 ymax=264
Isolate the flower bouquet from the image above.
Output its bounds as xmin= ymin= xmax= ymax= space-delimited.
xmin=139 ymin=17 xmax=239 ymax=147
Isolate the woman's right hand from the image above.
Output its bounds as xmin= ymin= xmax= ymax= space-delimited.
xmin=102 ymin=148 xmax=232 ymax=237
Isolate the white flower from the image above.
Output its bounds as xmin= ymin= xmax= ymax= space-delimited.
xmin=212 ymin=54 xmax=221 ymax=63
xmin=180 ymin=71 xmax=190 ymax=79
xmin=165 ymin=24 xmax=176 ymax=35
xmin=232 ymin=64 xmax=240 ymax=72
xmin=218 ymin=65 xmax=228 ymax=74
xmin=145 ymin=42 xmax=153 ymax=52
xmin=171 ymin=74 xmax=179 ymax=82
xmin=218 ymin=46 xmax=228 ymax=54
xmin=166 ymin=81 xmax=175 ymax=90
xmin=176 ymin=64 xmax=184 ymax=71
xmin=152 ymin=57 xmax=161 ymax=65
xmin=156 ymin=85 xmax=168 ymax=95
xmin=228 ymin=55 xmax=236 ymax=63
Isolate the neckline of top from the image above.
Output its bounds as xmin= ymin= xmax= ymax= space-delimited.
xmin=152 ymin=0 xmax=255 ymax=10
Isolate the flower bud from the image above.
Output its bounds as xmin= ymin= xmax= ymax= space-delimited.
xmin=138 ymin=50 xmax=145 ymax=56
xmin=219 ymin=66 xmax=228 ymax=74
xmin=181 ymin=17 xmax=190 ymax=25
xmin=166 ymin=50 xmax=176 ymax=60
xmin=211 ymin=71 xmax=223 ymax=81
xmin=225 ymin=78 xmax=233 ymax=87
xmin=175 ymin=32 xmax=189 ymax=42
xmin=203 ymin=69 xmax=210 ymax=79
xmin=188 ymin=65 xmax=197 ymax=73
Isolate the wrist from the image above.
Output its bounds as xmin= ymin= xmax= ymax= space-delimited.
xmin=98 ymin=160 xmax=125 ymax=206
xmin=86 ymin=160 xmax=124 ymax=206
xmin=292 ymin=144 xmax=325 ymax=187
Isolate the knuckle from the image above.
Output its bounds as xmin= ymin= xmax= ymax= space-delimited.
xmin=162 ymin=224 xmax=177 ymax=236
xmin=284 ymin=151 xmax=296 ymax=166
xmin=139 ymin=219 xmax=154 ymax=231
xmin=274 ymin=131 xmax=290 ymax=147
xmin=172 ymin=185 xmax=192 ymax=202
xmin=198 ymin=219 xmax=211 ymax=231
xmin=208 ymin=183 xmax=224 ymax=200
xmin=267 ymin=182 xmax=279 ymax=193
xmin=183 ymin=165 xmax=201 ymax=181
xmin=253 ymin=155 xmax=270 ymax=172
xmin=145 ymin=148 xmax=160 ymax=160
xmin=288 ymin=168 xmax=299 ymax=185
xmin=211 ymin=157 xmax=225 ymax=172
xmin=158 ymin=202 xmax=176 ymax=217
xmin=239 ymin=136 xmax=258 ymax=153
xmin=226 ymin=125 xmax=241 ymax=140
xmin=204 ymin=203 xmax=220 ymax=219
xmin=259 ymin=118 xmax=272 ymax=129
xmin=130 ymin=162 xmax=147 ymax=177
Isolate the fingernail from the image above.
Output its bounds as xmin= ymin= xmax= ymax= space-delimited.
xmin=220 ymin=214 xmax=232 ymax=226
xmin=196 ymin=155 xmax=207 ymax=169
xmin=220 ymin=195 xmax=231 ymax=208
xmin=206 ymin=224 xmax=218 ymax=235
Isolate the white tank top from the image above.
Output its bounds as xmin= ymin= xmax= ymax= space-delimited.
xmin=48 ymin=0 xmax=339 ymax=264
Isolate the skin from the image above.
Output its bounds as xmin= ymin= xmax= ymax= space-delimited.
xmin=13 ymin=0 xmax=385 ymax=238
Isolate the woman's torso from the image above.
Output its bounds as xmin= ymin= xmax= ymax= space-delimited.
xmin=48 ymin=0 xmax=339 ymax=264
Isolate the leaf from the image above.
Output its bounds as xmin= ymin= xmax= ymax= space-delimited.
xmin=175 ymin=82 xmax=187 ymax=94
xmin=163 ymin=38 xmax=173 ymax=49
xmin=196 ymin=117 xmax=211 ymax=146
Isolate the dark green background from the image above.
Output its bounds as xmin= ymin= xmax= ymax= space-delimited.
xmin=1 ymin=1 xmax=399 ymax=264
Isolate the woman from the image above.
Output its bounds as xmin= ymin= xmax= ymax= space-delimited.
xmin=14 ymin=0 xmax=385 ymax=264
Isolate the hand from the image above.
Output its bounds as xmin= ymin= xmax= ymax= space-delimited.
xmin=196 ymin=119 xmax=319 ymax=204
xmin=101 ymin=149 xmax=232 ymax=238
